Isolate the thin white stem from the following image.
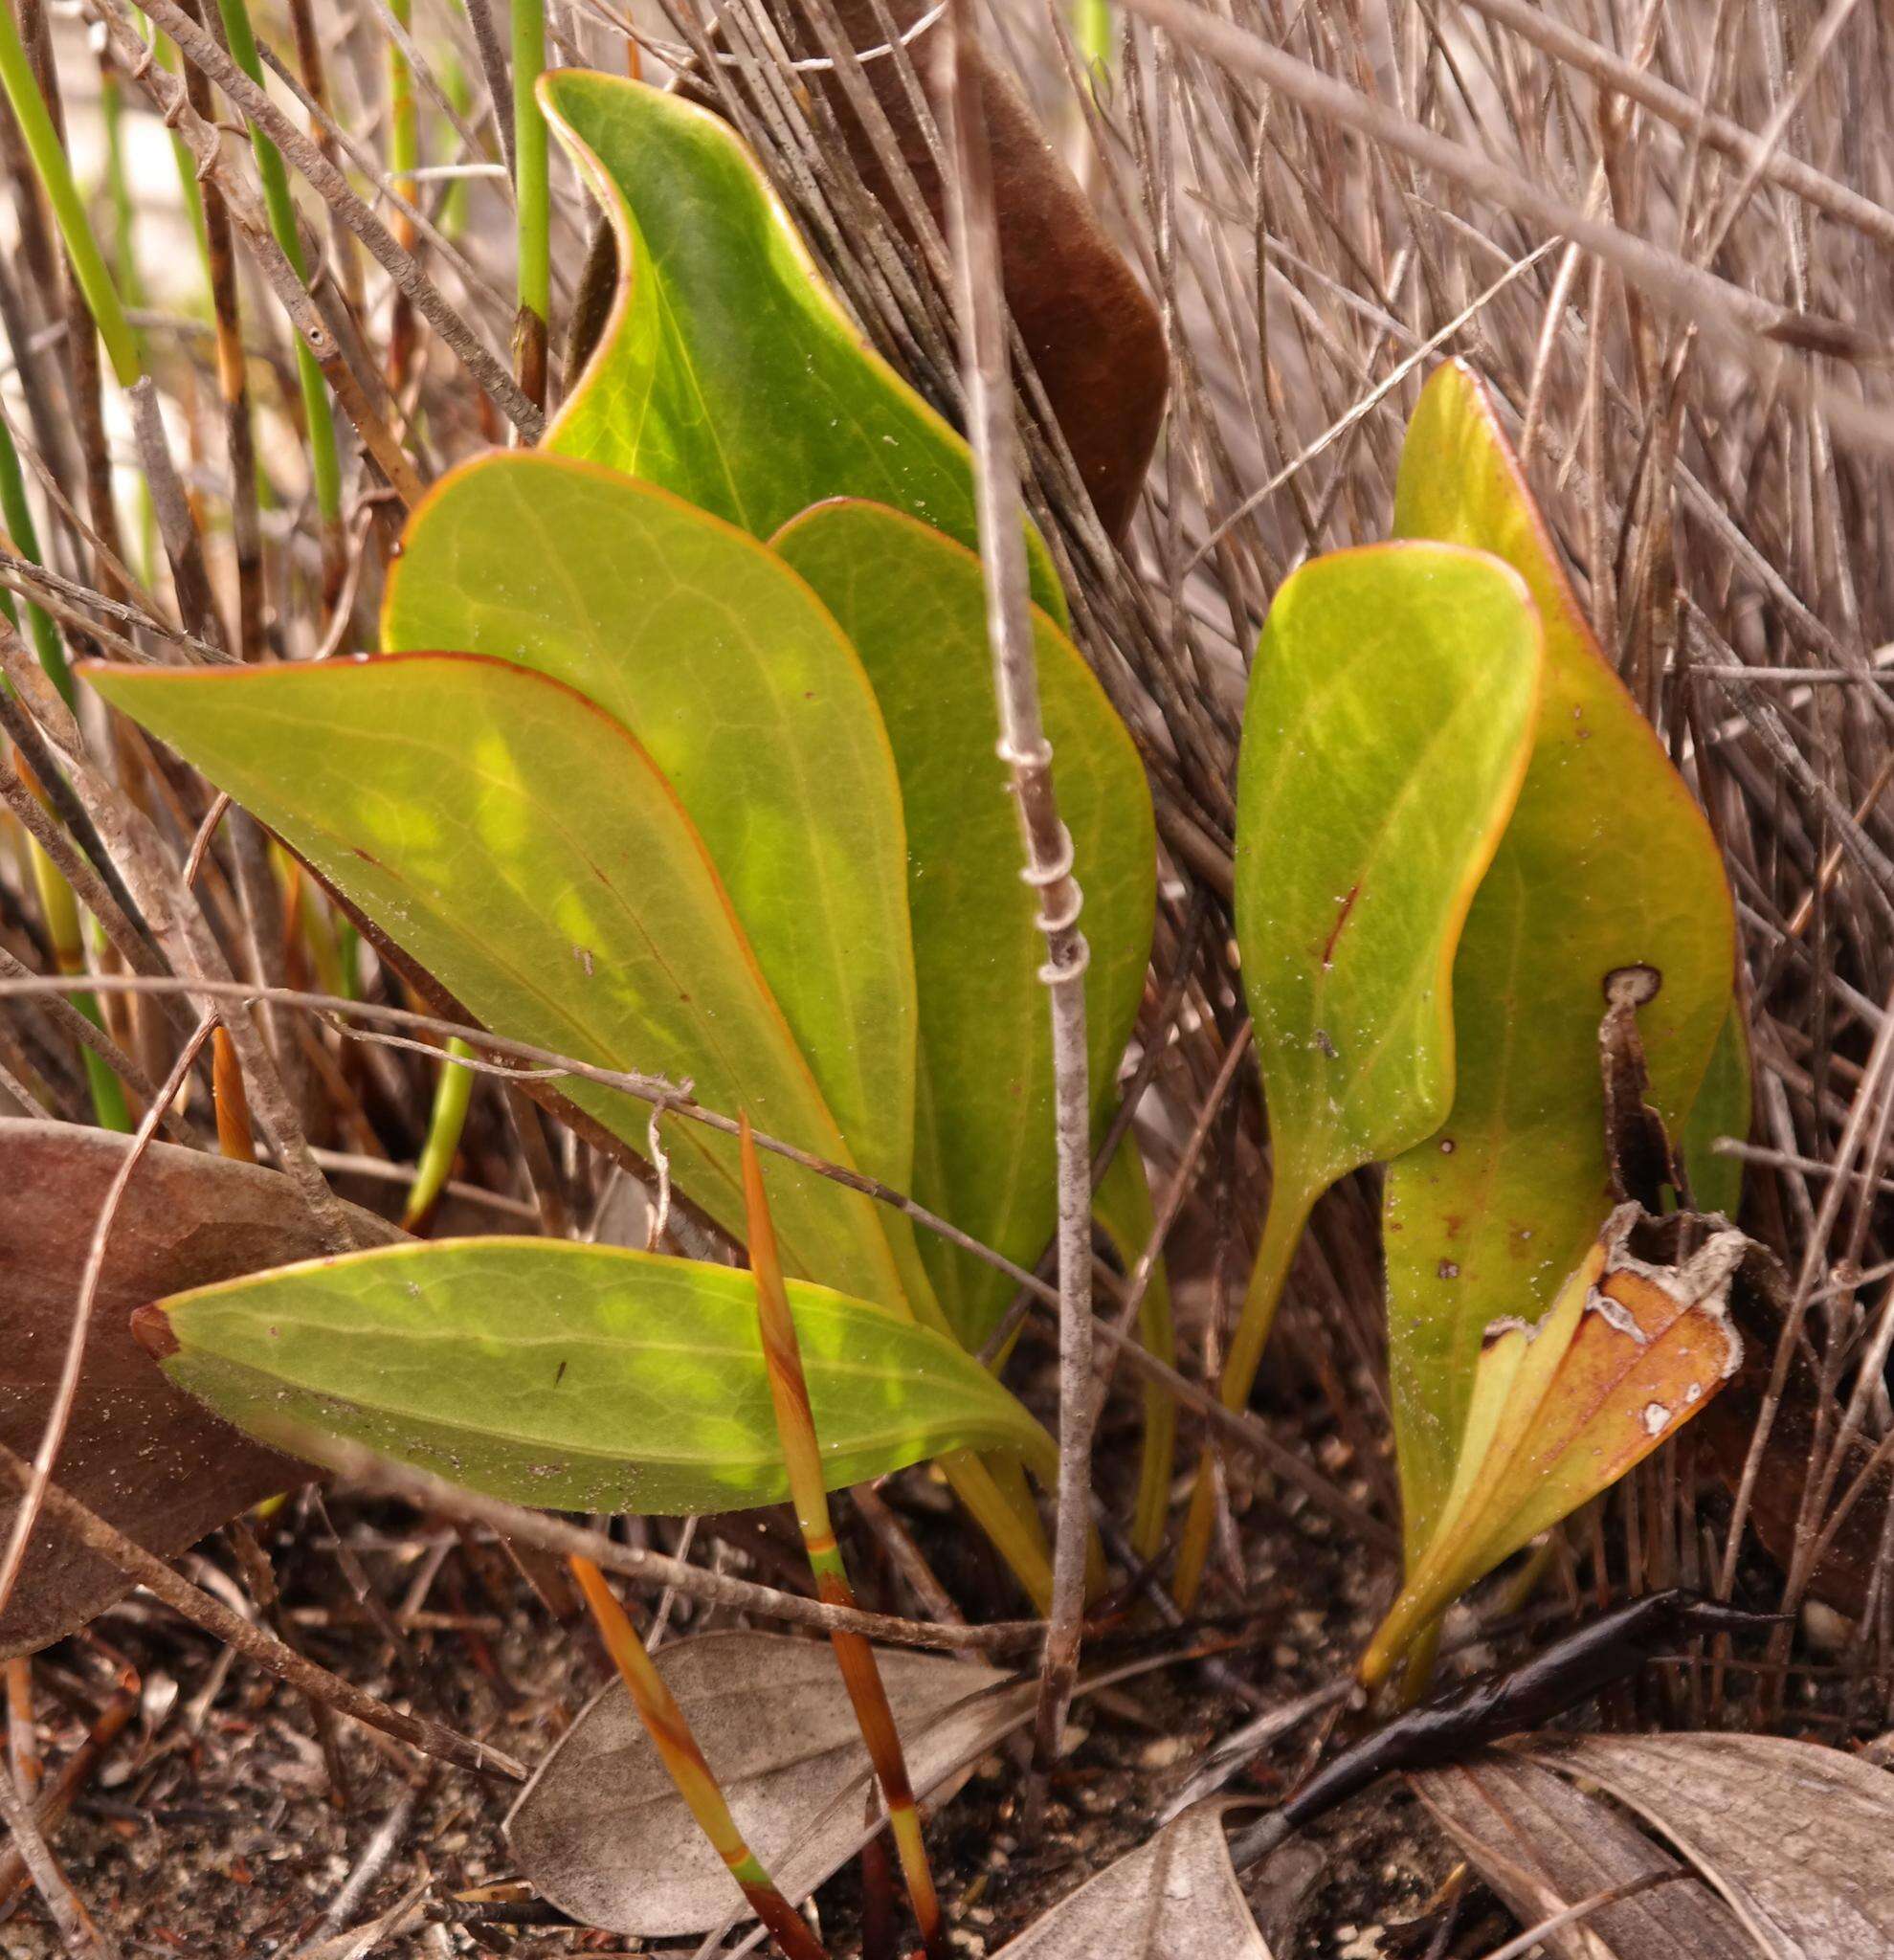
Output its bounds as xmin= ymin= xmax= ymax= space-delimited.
xmin=937 ymin=1 xmax=1095 ymax=1770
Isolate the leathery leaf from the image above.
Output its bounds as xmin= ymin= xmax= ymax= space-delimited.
xmin=84 ymin=654 xmax=907 ymax=1310
xmin=773 ymin=499 xmax=1155 ymax=1350
xmin=131 ymin=1238 xmax=1058 ymax=1515
xmin=539 ymin=72 xmax=1063 ymax=617
xmin=1172 ymin=540 xmax=1542 ymax=1609
xmin=382 ymin=451 xmax=918 ymax=1201
xmin=1386 ymin=361 xmax=1739 ymax=1557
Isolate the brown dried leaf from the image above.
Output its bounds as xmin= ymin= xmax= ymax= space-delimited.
xmin=817 ymin=3 xmax=1167 ymax=540
xmin=1364 ymin=1207 xmax=1748 ymax=1682
xmin=1523 ymin=1733 xmax=1894 ymax=1960
xmin=992 ymin=1803 xmax=1271 ymax=1958
xmin=0 ymin=1119 xmax=397 ymax=1658
xmin=1412 ymin=1749 xmax=1752 ymax=1960
xmin=505 ymin=1628 xmax=1000 ymax=1936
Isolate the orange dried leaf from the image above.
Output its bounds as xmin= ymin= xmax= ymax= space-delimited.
xmin=1363 ymin=1207 xmax=1747 ymax=1684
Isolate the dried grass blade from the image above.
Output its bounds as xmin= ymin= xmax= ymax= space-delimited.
xmin=568 ymin=1555 xmax=830 ymax=1960
xmin=743 ymin=1115 xmax=949 ymax=1960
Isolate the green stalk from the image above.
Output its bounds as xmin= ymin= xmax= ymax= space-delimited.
xmin=1130 ymin=1264 xmax=1177 ymax=1563
xmin=382 ymin=0 xmax=420 ymax=397
xmin=403 ymin=1036 xmax=474 ymax=1230
xmin=1075 ymin=0 xmax=1113 ymax=71
xmin=388 ymin=0 xmax=418 ymax=201
xmin=0 ymin=4 xmax=138 ymax=386
xmin=212 ymin=0 xmax=340 ymax=526
xmin=100 ymin=63 xmax=145 ymax=327
xmin=151 ymin=32 xmax=211 ymax=269
xmin=742 ymin=1119 xmax=949 ymax=1960
xmin=0 ymin=422 xmax=124 ymax=1130
xmin=511 ymin=0 xmax=548 ymax=403
xmin=1171 ymin=1176 xmax=1316 ymax=1613
xmin=27 ymin=846 xmax=129 ymax=1130
xmin=99 ymin=55 xmax=156 ymax=586
xmin=0 ymin=416 xmax=70 ymax=702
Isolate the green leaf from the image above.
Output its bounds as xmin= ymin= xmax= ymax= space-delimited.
xmin=1681 ymin=1000 xmax=1751 ymax=1220
xmin=133 ymin=1237 xmax=1058 ymax=1514
xmin=1172 ymin=538 xmax=1542 ymax=1609
xmin=1236 ymin=542 xmax=1543 ymax=1212
xmin=85 ymin=654 xmax=908 ymax=1310
xmin=773 ymin=500 xmax=1155 ymax=1348
xmin=383 ymin=451 xmax=918 ymax=1199
xmin=1360 ymin=1208 xmax=1747 ymax=1684
xmin=537 ymin=72 xmax=1064 ymax=620
xmin=1385 ymin=362 xmax=1739 ymax=1556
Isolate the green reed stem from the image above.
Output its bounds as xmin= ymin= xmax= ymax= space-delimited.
xmin=742 ymin=1118 xmax=949 ymax=1960
xmin=569 ymin=1557 xmax=829 ymax=1960
xmin=404 ymin=1036 xmax=475 ymax=1229
xmin=0 ymin=416 xmax=70 ymax=702
xmin=0 ymin=418 xmax=125 ymax=1130
xmin=0 ymin=4 xmax=138 ymax=387
xmin=513 ymin=0 xmax=547 ymax=324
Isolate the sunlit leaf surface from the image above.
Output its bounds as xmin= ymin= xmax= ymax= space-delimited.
xmin=384 ymin=452 xmax=917 ymax=1199
xmin=1174 ymin=539 xmax=1541 ymax=1608
xmin=1237 ymin=541 xmax=1542 ymax=1210
xmin=87 ymin=655 xmax=908 ymax=1308
xmin=134 ymin=1239 xmax=1057 ymax=1517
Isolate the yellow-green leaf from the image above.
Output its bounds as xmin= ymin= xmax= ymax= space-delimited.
xmin=1385 ymin=362 xmax=1739 ymax=1558
xmin=773 ymin=500 xmax=1155 ymax=1348
xmin=539 ymin=72 xmax=1063 ymax=618
xmin=1172 ymin=540 xmax=1542 ymax=1609
xmin=1237 ymin=543 xmax=1543 ymax=1212
xmin=131 ymin=1238 xmax=1058 ymax=1515
xmin=85 ymin=654 xmax=907 ymax=1309
xmin=1361 ymin=1206 xmax=1747 ymax=1684
xmin=382 ymin=452 xmax=917 ymax=1199
xmin=1682 ymin=1000 xmax=1751 ymax=1220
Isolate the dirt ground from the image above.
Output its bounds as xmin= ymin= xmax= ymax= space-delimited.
xmin=3 ymin=1438 xmax=1457 ymax=1958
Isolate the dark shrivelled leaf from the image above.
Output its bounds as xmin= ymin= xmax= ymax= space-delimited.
xmin=0 ymin=1120 xmax=397 ymax=1658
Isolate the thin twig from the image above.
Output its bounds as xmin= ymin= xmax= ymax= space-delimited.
xmin=938 ymin=0 xmax=1096 ymax=1769
xmin=0 ymin=1443 xmax=527 ymax=1781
